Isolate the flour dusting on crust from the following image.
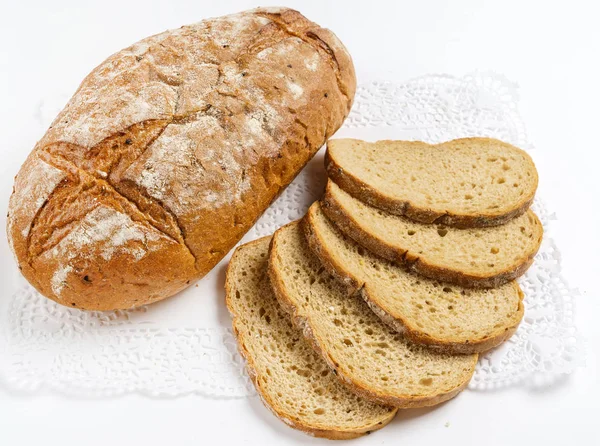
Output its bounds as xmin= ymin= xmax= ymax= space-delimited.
xmin=287 ymin=80 xmax=304 ymax=99
xmin=45 ymin=206 xmax=168 ymax=297
xmin=51 ymin=265 xmax=72 ymax=297
xmin=37 ymin=10 xmax=324 ymax=225
xmin=51 ymin=82 xmax=177 ymax=148
xmin=7 ymin=155 xmax=66 ymax=244
xmin=136 ymin=116 xmax=256 ymax=215
xmin=305 ymin=52 xmax=320 ymax=72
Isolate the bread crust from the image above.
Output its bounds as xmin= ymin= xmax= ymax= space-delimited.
xmin=325 ymin=138 xmax=538 ymax=228
xmin=268 ymin=223 xmax=478 ymax=409
xmin=7 ymin=7 xmax=356 ymax=310
xmin=225 ymin=237 xmax=396 ymax=440
xmin=321 ymin=182 xmax=543 ymax=288
xmin=302 ymin=203 xmax=525 ymax=354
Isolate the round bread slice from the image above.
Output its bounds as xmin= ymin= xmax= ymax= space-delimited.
xmin=325 ymin=138 xmax=538 ymax=227
xmin=268 ymin=222 xmax=478 ymax=408
xmin=226 ymin=236 xmax=396 ymax=440
xmin=303 ymin=202 xmax=524 ymax=354
xmin=322 ymin=181 xmax=543 ymax=288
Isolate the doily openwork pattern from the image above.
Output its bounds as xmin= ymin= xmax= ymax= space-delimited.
xmin=0 ymin=73 xmax=583 ymax=397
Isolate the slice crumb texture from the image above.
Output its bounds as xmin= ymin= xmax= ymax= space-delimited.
xmin=304 ymin=202 xmax=524 ymax=354
xmin=226 ymin=236 xmax=396 ymax=439
xmin=322 ymin=181 xmax=543 ymax=287
xmin=268 ymin=223 xmax=478 ymax=408
xmin=326 ymin=138 xmax=538 ymax=227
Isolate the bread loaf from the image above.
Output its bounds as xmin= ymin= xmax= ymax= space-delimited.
xmin=7 ymin=7 xmax=356 ymax=310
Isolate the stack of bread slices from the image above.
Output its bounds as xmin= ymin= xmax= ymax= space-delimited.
xmin=225 ymin=137 xmax=543 ymax=439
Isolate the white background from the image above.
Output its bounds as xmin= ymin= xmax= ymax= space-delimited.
xmin=1 ymin=0 xmax=599 ymax=444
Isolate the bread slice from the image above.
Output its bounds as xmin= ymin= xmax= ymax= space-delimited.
xmin=268 ymin=222 xmax=478 ymax=408
xmin=322 ymin=181 xmax=543 ymax=288
xmin=225 ymin=236 xmax=396 ymax=440
xmin=325 ymin=138 xmax=538 ymax=227
xmin=304 ymin=202 xmax=524 ymax=354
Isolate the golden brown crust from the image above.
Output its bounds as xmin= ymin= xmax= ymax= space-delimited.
xmin=253 ymin=8 xmax=356 ymax=110
xmin=7 ymin=8 xmax=356 ymax=310
xmin=268 ymin=223 xmax=478 ymax=408
xmin=225 ymin=237 xmax=396 ymax=440
xmin=302 ymin=203 xmax=525 ymax=354
xmin=325 ymin=138 xmax=538 ymax=228
xmin=321 ymin=182 xmax=543 ymax=288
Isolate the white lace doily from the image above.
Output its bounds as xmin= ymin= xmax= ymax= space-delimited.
xmin=0 ymin=72 xmax=584 ymax=397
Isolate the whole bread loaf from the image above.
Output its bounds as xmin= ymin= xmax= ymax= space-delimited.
xmin=6 ymin=7 xmax=355 ymax=310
